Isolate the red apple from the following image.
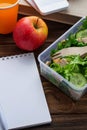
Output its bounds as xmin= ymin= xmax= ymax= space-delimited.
xmin=13 ymin=16 xmax=48 ymax=51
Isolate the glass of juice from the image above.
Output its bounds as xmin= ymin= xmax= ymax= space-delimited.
xmin=0 ymin=0 xmax=19 ymax=34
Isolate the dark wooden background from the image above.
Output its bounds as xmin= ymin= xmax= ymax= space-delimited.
xmin=0 ymin=14 xmax=87 ymax=130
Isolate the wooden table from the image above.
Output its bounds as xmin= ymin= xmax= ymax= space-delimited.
xmin=0 ymin=14 xmax=87 ymax=130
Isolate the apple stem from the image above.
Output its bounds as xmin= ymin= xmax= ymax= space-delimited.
xmin=34 ymin=18 xmax=39 ymax=29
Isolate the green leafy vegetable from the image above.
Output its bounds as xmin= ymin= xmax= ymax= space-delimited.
xmin=78 ymin=16 xmax=87 ymax=31
xmin=69 ymin=73 xmax=87 ymax=88
xmin=50 ymin=55 xmax=87 ymax=87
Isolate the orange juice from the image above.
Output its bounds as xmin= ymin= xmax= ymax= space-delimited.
xmin=0 ymin=3 xmax=12 ymax=7
xmin=0 ymin=0 xmax=19 ymax=34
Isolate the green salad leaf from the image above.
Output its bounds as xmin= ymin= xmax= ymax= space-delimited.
xmin=78 ymin=16 xmax=87 ymax=31
xmin=50 ymin=55 xmax=87 ymax=87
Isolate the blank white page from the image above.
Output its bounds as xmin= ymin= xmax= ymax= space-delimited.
xmin=0 ymin=53 xmax=51 ymax=129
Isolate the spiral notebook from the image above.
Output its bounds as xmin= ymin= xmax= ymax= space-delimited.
xmin=0 ymin=53 xmax=51 ymax=130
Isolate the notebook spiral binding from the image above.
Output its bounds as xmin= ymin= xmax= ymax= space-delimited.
xmin=1 ymin=53 xmax=31 ymax=60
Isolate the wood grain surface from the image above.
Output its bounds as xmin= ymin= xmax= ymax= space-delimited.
xmin=0 ymin=14 xmax=87 ymax=130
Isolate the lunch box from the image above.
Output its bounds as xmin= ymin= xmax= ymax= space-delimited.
xmin=38 ymin=16 xmax=87 ymax=100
